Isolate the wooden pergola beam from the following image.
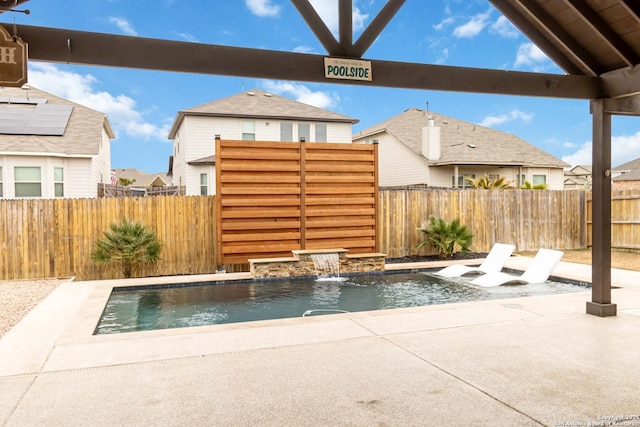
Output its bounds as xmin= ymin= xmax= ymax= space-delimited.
xmin=9 ymin=24 xmax=603 ymax=99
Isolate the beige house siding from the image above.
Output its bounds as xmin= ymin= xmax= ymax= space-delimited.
xmin=67 ymin=158 xmax=94 ymax=197
xmin=174 ymin=117 xmax=353 ymax=195
xmin=88 ymin=128 xmax=112 ymax=197
xmin=355 ymin=133 xmax=429 ymax=187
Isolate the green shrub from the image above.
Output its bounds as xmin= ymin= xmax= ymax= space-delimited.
xmin=92 ymin=218 xmax=163 ymax=278
xmin=417 ymin=215 xmax=473 ymax=259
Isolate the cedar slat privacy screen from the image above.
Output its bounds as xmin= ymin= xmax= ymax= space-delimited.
xmin=216 ymin=139 xmax=379 ymax=265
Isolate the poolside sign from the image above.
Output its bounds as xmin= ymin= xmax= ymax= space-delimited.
xmin=0 ymin=25 xmax=27 ymax=87
xmin=324 ymin=57 xmax=372 ymax=82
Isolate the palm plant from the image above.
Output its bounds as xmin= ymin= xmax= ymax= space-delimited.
xmin=92 ymin=218 xmax=163 ymax=278
xmin=466 ymin=174 xmax=514 ymax=189
xmin=117 ymin=177 xmax=136 ymax=186
xmin=520 ymin=180 xmax=548 ymax=190
xmin=417 ymin=215 xmax=473 ymax=259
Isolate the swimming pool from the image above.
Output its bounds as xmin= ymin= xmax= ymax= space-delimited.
xmin=95 ymin=272 xmax=589 ymax=334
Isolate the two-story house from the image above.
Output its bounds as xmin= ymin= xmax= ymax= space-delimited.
xmin=0 ymin=86 xmax=114 ymax=199
xmin=167 ymin=89 xmax=358 ymax=195
xmin=353 ymin=108 xmax=568 ymax=190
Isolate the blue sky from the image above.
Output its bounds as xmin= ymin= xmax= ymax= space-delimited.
xmin=13 ymin=0 xmax=640 ymax=173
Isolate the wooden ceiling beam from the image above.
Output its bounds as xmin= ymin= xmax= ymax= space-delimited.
xmin=291 ymin=0 xmax=342 ymax=56
xmin=352 ymin=0 xmax=406 ymax=58
xmin=566 ymin=0 xmax=640 ymax=67
xmin=338 ymin=0 xmax=352 ymax=51
xmin=489 ymin=0 xmax=586 ymax=75
xmin=619 ymin=0 xmax=640 ymax=23
xmin=10 ymin=24 xmax=603 ymax=99
xmin=518 ymin=0 xmax=603 ymax=76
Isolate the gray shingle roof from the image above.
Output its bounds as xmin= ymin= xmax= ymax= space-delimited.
xmin=168 ymin=88 xmax=358 ymax=138
xmin=354 ymin=108 xmax=568 ymax=168
xmin=0 ymin=86 xmax=114 ymax=156
xmin=112 ymin=168 xmax=170 ymax=186
xmin=613 ymin=157 xmax=640 ymax=181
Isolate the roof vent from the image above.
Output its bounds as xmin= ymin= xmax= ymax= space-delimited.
xmin=442 ymin=120 xmax=448 ymax=124
xmin=468 ymin=144 xmax=477 ymax=148
xmin=264 ymin=93 xmax=272 ymax=97
xmin=247 ymin=92 xmax=255 ymax=96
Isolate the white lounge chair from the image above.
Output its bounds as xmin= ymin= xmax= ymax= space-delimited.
xmin=470 ymin=248 xmax=564 ymax=287
xmin=434 ymin=243 xmax=516 ymax=278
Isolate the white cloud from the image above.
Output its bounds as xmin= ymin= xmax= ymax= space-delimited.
xmin=309 ymin=0 xmax=369 ymax=35
xmin=293 ymin=45 xmax=315 ymax=53
xmin=435 ymin=47 xmax=449 ymax=65
xmin=479 ymin=110 xmax=533 ymax=127
xmin=108 ymin=16 xmax=138 ymax=36
xmin=433 ymin=16 xmax=454 ymax=31
xmin=262 ymin=81 xmax=339 ymax=109
xmin=28 ymin=63 xmax=170 ymax=141
xmin=561 ymin=131 xmax=640 ymax=168
xmin=514 ymin=42 xmax=549 ymax=68
xmin=176 ymin=32 xmax=198 ymax=43
xmin=245 ymin=0 xmax=281 ymax=17
xmin=453 ymin=10 xmax=492 ymax=38
xmin=490 ymin=16 xmax=519 ymax=38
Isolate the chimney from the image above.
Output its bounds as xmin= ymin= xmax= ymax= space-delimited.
xmin=422 ymin=116 xmax=441 ymax=160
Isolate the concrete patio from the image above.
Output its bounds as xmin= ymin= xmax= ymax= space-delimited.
xmin=2 ymin=257 xmax=640 ymax=426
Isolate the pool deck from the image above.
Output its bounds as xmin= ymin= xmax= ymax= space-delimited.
xmin=2 ymin=256 xmax=640 ymax=426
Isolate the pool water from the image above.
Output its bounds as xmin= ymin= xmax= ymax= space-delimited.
xmin=95 ymin=272 xmax=589 ymax=334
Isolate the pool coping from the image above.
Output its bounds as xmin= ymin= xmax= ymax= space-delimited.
xmin=41 ymin=255 xmax=637 ymax=347
xmin=2 ymin=256 xmax=639 ymax=378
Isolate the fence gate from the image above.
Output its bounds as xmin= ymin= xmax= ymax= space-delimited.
xmin=216 ymin=139 xmax=378 ymax=265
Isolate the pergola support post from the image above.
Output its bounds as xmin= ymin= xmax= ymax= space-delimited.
xmin=587 ymin=99 xmax=616 ymax=317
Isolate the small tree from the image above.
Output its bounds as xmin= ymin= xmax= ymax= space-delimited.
xmin=92 ymin=218 xmax=163 ymax=278
xmin=417 ymin=215 xmax=473 ymax=259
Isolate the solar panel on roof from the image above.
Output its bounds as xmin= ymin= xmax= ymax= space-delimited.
xmin=0 ymin=97 xmax=47 ymax=104
xmin=0 ymin=103 xmax=73 ymax=136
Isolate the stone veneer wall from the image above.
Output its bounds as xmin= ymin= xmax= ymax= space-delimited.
xmin=250 ymin=249 xmax=386 ymax=279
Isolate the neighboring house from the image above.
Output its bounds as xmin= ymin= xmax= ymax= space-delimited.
xmin=0 ymin=86 xmax=114 ymax=199
xmin=564 ymin=165 xmax=592 ymax=189
xmin=352 ymin=108 xmax=568 ymax=190
xmin=112 ymin=168 xmax=170 ymax=188
xmin=167 ymin=89 xmax=358 ymax=196
xmin=612 ymin=157 xmax=640 ymax=190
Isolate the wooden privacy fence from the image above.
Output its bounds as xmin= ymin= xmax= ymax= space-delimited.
xmin=379 ymin=188 xmax=588 ymax=258
xmin=5 ymin=189 xmax=640 ymax=281
xmin=0 ymin=196 xmax=216 ymax=281
xmin=216 ymin=139 xmax=378 ymax=265
xmin=587 ymin=190 xmax=640 ymax=251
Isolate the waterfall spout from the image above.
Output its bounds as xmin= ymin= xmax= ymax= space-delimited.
xmin=310 ymin=253 xmax=345 ymax=281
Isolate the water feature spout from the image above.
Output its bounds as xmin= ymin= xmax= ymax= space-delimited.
xmin=310 ymin=253 xmax=342 ymax=281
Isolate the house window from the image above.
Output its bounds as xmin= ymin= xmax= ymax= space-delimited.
xmin=521 ymin=174 xmax=526 ymax=185
xmin=280 ymin=122 xmax=293 ymax=142
xmin=0 ymin=166 xmax=3 ymax=197
xmin=452 ymin=174 xmax=475 ymax=188
xmin=298 ymin=123 xmax=310 ymax=142
xmin=242 ymin=121 xmax=255 ymax=140
xmin=15 ymin=167 xmax=42 ymax=197
xmin=315 ymin=124 xmax=327 ymax=142
xmin=54 ymin=167 xmax=64 ymax=198
xmin=488 ymin=174 xmax=499 ymax=181
xmin=200 ymin=173 xmax=208 ymax=195
xmin=532 ymin=175 xmax=547 ymax=185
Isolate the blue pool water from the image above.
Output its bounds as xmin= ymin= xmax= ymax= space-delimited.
xmin=95 ymin=272 xmax=589 ymax=334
